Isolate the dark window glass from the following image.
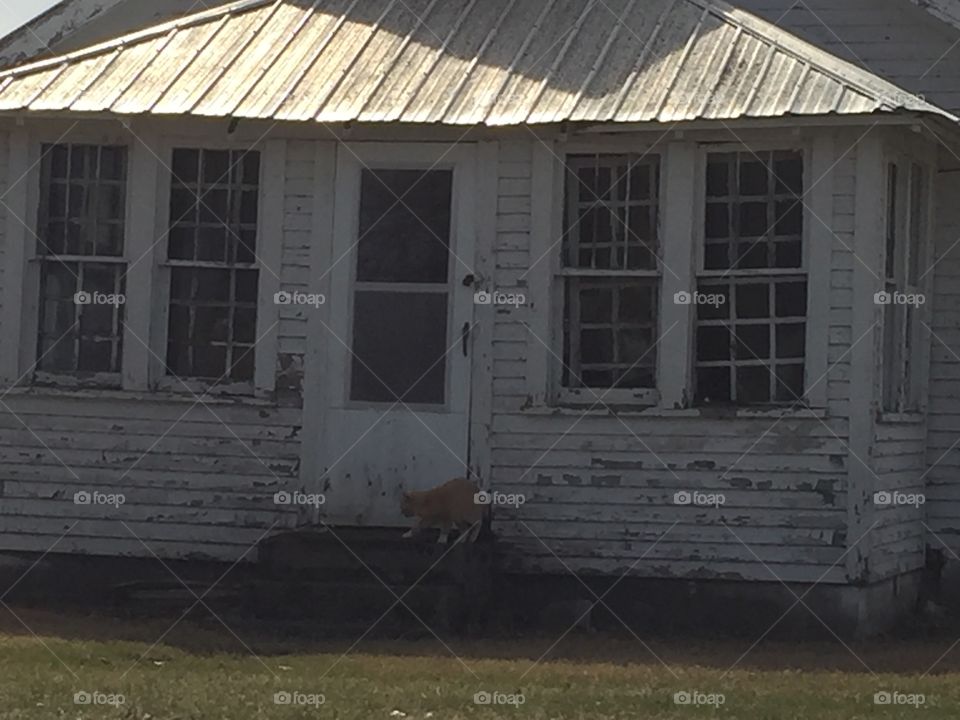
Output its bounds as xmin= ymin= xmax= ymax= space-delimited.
xmin=350 ymin=291 xmax=448 ymax=403
xmin=356 ymin=169 xmax=452 ymax=283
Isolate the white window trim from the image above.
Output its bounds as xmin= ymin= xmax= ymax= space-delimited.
xmin=528 ymin=133 xmax=834 ymax=413
xmin=10 ymin=127 xmax=140 ymax=390
xmin=151 ymin=135 xmax=282 ymax=398
xmin=553 ymin=147 xmax=664 ymax=408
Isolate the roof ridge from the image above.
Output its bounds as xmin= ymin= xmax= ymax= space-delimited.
xmin=0 ymin=0 xmax=273 ymax=79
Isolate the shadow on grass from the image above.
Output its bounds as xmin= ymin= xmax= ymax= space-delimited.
xmin=3 ymin=604 xmax=960 ymax=677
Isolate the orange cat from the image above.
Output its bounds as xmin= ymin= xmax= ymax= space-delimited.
xmin=400 ymin=477 xmax=485 ymax=544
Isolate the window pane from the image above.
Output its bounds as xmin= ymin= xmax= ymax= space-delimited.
xmin=165 ymin=149 xmax=261 ymax=385
xmin=37 ymin=260 xmax=124 ymax=375
xmin=168 ymin=148 xmax=259 ymax=264
xmin=564 ymin=154 xmax=660 ymax=271
xmin=39 ymin=144 xmax=127 ymax=258
xmin=908 ymin=164 xmax=926 ymax=286
xmin=705 ymin=151 xmax=803 ymax=272
xmin=166 ymin=267 xmax=257 ymax=382
xmin=563 ymin=278 xmax=657 ymax=390
xmin=350 ymin=291 xmax=448 ymax=403
xmin=356 ymin=169 xmax=452 ymax=283
xmin=885 ymin=164 xmax=898 ymax=282
xmin=695 ymin=277 xmax=806 ymax=406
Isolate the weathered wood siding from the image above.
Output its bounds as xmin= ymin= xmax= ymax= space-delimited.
xmin=0 ymin=133 xmax=7 ymax=327
xmin=488 ymin=133 xmax=857 ymax=584
xmin=0 ymin=395 xmax=299 ymax=559
xmin=872 ymin=420 xmax=928 ymax=578
xmin=924 ymin=171 xmax=960 ymax=544
xmin=736 ymin=0 xmax=960 ymax=112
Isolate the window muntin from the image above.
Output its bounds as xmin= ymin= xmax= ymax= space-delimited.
xmin=695 ymin=150 xmax=807 ymax=406
xmin=561 ymin=154 xmax=660 ymax=393
xmin=165 ymin=148 xmax=260 ymax=383
xmin=36 ymin=144 xmax=128 ymax=376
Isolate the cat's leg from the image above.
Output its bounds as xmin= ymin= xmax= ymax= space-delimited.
xmin=402 ymin=518 xmax=424 ymax=539
xmin=436 ymin=521 xmax=451 ymax=544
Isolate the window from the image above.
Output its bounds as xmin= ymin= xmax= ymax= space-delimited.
xmin=561 ymin=154 xmax=660 ymax=394
xmin=882 ymin=161 xmax=928 ymax=413
xmin=165 ymin=148 xmax=260 ymax=384
xmin=695 ymin=150 xmax=806 ymax=405
xmin=350 ymin=169 xmax=453 ymax=404
xmin=36 ymin=144 xmax=127 ymax=377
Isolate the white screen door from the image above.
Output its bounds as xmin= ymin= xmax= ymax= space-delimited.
xmin=320 ymin=144 xmax=476 ymax=526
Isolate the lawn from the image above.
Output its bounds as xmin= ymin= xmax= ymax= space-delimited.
xmin=2 ymin=609 xmax=960 ymax=719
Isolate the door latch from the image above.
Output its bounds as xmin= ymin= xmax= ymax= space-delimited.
xmin=461 ymin=322 xmax=471 ymax=357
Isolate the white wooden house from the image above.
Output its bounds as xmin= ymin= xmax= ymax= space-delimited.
xmin=2 ymin=0 xmax=960 ymax=632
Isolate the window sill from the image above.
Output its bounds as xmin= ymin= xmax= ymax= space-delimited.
xmin=877 ymin=411 xmax=925 ymax=425
xmin=5 ymin=385 xmax=277 ymax=407
xmin=523 ymin=404 xmax=827 ymax=419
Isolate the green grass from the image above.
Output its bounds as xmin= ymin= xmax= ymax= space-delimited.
xmin=2 ymin=609 xmax=960 ymax=719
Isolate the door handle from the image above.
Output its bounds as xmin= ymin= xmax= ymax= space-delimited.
xmin=462 ymin=321 xmax=470 ymax=357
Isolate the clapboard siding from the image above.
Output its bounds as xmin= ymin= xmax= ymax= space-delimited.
xmin=827 ymin=144 xmax=857 ymax=422
xmin=872 ymin=420 xmax=927 ymax=578
xmin=274 ymin=140 xmax=313 ymax=401
xmin=488 ymin=132 xmax=854 ymax=583
xmin=736 ymin=0 xmax=960 ymax=112
xmin=0 ymin=133 xmax=8 ymax=333
xmin=924 ymin=171 xmax=960 ymax=541
xmin=0 ymin=394 xmax=300 ymax=559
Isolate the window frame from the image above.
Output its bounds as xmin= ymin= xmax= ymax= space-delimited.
xmin=555 ymin=150 xmax=663 ymax=407
xmin=18 ymin=130 xmax=135 ymax=389
xmin=152 ymin=136 xmax=281 ymax=397
xmin=692 ymin=141 xmax=815 ymax=408
xmin=530 ymin=135 xmax=831 ymax=414
xmin=880 ymin=150 xmax=934 ymax=417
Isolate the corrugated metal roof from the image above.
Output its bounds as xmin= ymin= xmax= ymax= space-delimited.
xmin=0 ymin=0 xmax=952 ymax=126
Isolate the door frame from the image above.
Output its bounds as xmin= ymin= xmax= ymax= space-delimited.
xmin=305 ymin=141 xmax=485 ymax=523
